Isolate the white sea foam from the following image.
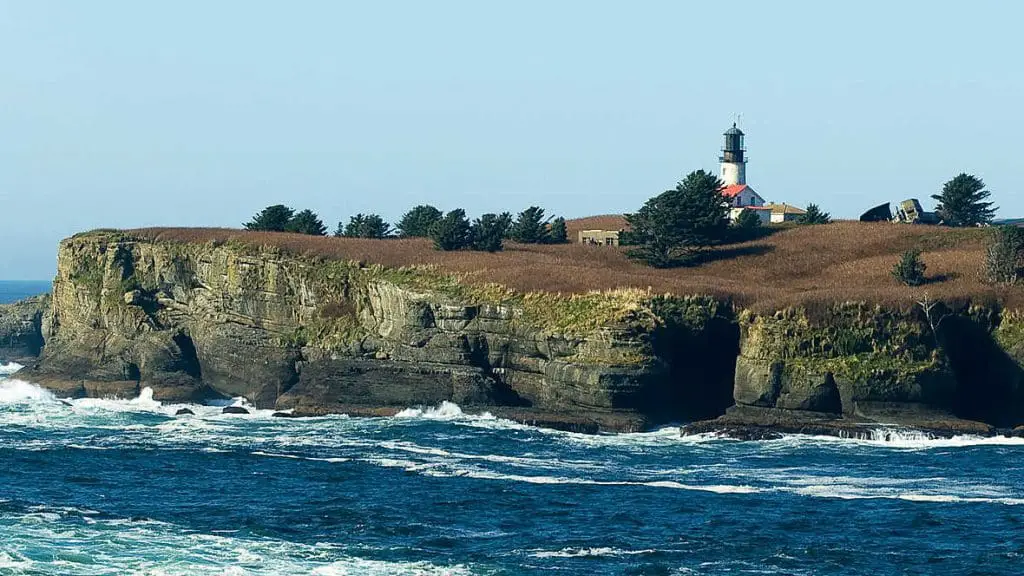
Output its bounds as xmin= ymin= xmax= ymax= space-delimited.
xmin=395 ymin=400 xmax=495 ymax=421
xmin=0 ymin=362 xmax=24 ymax=375
xmin=251 ymin=451 xmax=350 ymax=464
xmin=379 ymin=439 xmax=604 ymax=471
xmin=768 ymin=428 xmax=1024 ymax=450
xmin=0 ymin=508 xmax=474 ymax=576
xmin=530 ymin=547 xmax=657 ymax=558
xmin=788 ymin=484 xmax=1024 ymax=506
xmin=0 ymin=379 xmax=56 ymax=403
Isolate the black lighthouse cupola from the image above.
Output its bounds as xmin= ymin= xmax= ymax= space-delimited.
xmin=719 ymin=123 xmax=747 ymax=186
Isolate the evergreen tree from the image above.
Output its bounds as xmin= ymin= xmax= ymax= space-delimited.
xmin=625 ymin=170 xmax=729 ymax=268
xmin=430 ymin=209 xmax=473 ymax=251
xmin=891 ymin=249 xmax=927 ymax=286
xmin=734 ymin=208 xmax=762 ymax=229
xmin=396 ymin=205 xmax=443 ymax=237
xmin=798 ymin=204 xmax=831 ymax=225
xmin=339 ymin=214 xmax=365 ymax=237
xmin=470 ymin=213 xmax=505 ymax=252
xmin=496 ymin=212 xmax=514 ymax=238
xmin=510 ymin=206 xmax=550 ymax=244
xmin=338 ymin=214 xmax=391 ymax=238
xmin=284 ymin=209 xmax=327 ymax=236
xmin=932 ymin=173 xmax=997 ymax=227
xmin=548 ymin=217 xmax=569 ymax=244
xmin=244 ymin=205 xmax=294 ymax=232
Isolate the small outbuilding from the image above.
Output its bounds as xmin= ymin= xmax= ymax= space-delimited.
xmin=579 ymin=230 xmax=620 ymax=246
xmin=765 ymin=203 xmax=807 ymax=224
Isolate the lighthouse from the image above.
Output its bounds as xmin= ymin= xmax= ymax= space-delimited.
xmin=718 ymin=122 xmax=767 ymax=219
xmin=719 ymin=123 xmax=746 ymax=186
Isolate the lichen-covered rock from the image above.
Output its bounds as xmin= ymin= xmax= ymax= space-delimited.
xmin=734 ymin=305 xmax=956 ymax=417
xmin=21 ymin=232 xmax=736 ymax=430
xmin=0 ymin=294 xmax=49 ymax=364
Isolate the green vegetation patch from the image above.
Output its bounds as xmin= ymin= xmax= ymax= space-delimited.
xmin=995 ymin=309 xmax=1024 ymax=354
xmin=783 ymin=353 xmax=937 ymax=388
xmin=743 ymin=303 xmax=934 ymax=363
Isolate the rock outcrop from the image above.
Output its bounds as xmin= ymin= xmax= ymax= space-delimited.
xmin=684 ymin=302 xmax=1024 ymax=437
xmin=0 ymin=295 xmax=48 ymax=364
xmin=16 ymin=229 xmax=1024 ymax=435
xmin=18 ymin=231 xmax=738 ymax=431
xmin=731 ymin=305 xmax=956 ymax=418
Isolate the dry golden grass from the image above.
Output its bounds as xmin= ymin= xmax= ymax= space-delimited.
xmin=124 ymin=221 xmax=1019 ymax=310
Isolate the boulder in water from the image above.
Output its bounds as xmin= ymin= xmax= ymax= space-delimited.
xmin=175 ymin=408 xmax=195 ymax=416
xmin=272 ymin=411 xmax=298 ymax=418
xmin=222 ymin=406 xmax=249 ymax=415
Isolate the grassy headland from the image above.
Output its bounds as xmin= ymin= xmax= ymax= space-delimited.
xmin=108 ymin=220 xmax=1008 ymax=311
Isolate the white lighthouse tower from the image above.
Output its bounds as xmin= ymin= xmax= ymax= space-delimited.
xmin=719 ymin=123 xmax=747 ymax=186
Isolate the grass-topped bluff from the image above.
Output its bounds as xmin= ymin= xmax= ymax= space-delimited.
xmin=115 ymin=220 xmax=1015 ymax=310
xmin=9 ymin=221 xmax=1024 ymax=435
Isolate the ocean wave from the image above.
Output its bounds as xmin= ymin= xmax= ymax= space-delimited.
xmin=788 ymin=484 xmax=1024 ymax=506
xmin=395 ymin=400 xmax=495 ymax=421
xmin=771 ymin=429 xmax=1024 ymax=450
xmin=0 ymin=362 xmax=24 ymax=375
xmin=251 ymin=451 xmax=351 ymax=464
xmin=0 ymin=506 xmax=477 ymax=575
xmin=0 ymin=378 xmax=56 ymax=404
xmin=529 ymin=547 xmax=658 ymax=558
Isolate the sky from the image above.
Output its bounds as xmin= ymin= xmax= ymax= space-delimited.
xmin=1 ymin=1 xmax=1021 ymax=279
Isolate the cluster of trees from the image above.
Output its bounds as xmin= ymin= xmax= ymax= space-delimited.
xmin=243 ymin=203 xmax=568 ymax=252
xmin=244 ymin=205 xmax=328 ymax=236
xmin=622 ymin=170 xmax=834 ymax=268
xmin=408 ymin=205 xmax=568 ymax=252
xmin=243 ymin=172 xmax=997 ymax=269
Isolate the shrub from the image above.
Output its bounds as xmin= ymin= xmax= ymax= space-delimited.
xmin=798 ymin=204 xmax=831 ymax=225
xmin=734 ymin=209 xmax=762 ymax=229
xmin=891 ymin=249 xmax=927 ymax=286
xmin=430 ymin=209 xmax=473 ymax=251
xmin=985 ymin=226 xmax=1024 ymax=284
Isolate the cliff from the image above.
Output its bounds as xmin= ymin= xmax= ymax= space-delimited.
xmin=13 ymin=229 xmax=1024 ymax=436
xmin=17 ymin=231 xmax=738 ymax=431
xmin=0 ymin=294 xmax=48 ymax=364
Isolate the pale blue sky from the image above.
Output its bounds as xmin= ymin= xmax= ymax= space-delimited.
xmin=1 ymin=1 xmax=1021 ymax=279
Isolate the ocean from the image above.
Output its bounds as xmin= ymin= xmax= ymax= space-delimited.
xmin=0 ymin=280 xmax=50 ymax=304
xmin=1 ymin=372 xmax=1023 ymax=575
xmin=2 ymin=281 xmax=1023 ymax=574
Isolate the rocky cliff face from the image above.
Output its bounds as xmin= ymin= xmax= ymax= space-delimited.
xmin=733 ymin=305 xmax=955 ymax=416
xmin=20 ymin=232 xmax=736 ymax=431
xmin=690 ymin=301 xmax=1024 ymax=437
xmin=0 ymin=295 xmax=48 ymax=364
xmin=17 ymin=230 xmax=1024 ymax=435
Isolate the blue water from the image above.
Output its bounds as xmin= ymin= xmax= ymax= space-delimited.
xmin=0 ymin=280 xmax=50 ymax=304
xmin=1 ymin=375 xmax=1024 ymax=575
